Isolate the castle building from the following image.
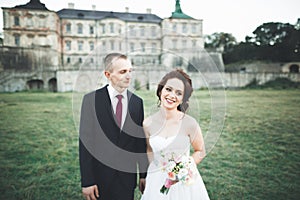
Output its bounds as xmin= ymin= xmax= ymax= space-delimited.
xmin=0 ymin=0 xmax=221 ymax=92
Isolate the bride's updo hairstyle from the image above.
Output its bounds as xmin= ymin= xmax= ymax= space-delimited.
xmin=156 ymin=69 xmax=193 ymax=112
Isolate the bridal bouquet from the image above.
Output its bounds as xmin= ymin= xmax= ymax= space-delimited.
xmin=160 ymin=153 xmax=196 ymax=194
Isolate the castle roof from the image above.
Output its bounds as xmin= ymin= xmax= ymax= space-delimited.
xmin=13 ymin=0 xmax=49 ymax=11
xmin=57 ymin=9 xmax=162 ymax=24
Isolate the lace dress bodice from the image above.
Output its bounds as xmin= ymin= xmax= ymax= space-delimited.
xmin=148 ymin=133 xmax=191 ymax=172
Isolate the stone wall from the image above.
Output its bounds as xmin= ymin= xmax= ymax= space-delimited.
xmin=55 ymin=70 xmax=300 ymax=92
xmin=223 ymin=72 xmax=300 ymax=88
xmin=0 ymin=69 xmax=56 ymax=92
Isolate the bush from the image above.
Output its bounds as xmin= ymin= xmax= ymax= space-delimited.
xmin=244 ymin=77 xmax=300 ymax=89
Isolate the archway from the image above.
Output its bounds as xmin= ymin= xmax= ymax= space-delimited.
xmin=26 ymin=79 xmax=44 ymax=90
xmin=289 ymin=64 xmax=299 ymax=73
xmin=48 ymin=78 xmax=57 ymax=92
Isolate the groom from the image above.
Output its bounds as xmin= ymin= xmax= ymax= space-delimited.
xmin=79 ymin=53 xmax=148 ymax=200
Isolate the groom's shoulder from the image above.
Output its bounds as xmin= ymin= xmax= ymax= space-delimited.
xmin=128 ymin=90 xmax=143 ymax=102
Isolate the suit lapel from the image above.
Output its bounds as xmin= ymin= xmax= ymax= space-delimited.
xmin=95 ymin=86 xmax=120 ymax=143
xmin=123 ymin=90 xmax=132 ymax=127
xmin=96 ymin=86 xmax=115 ymax=121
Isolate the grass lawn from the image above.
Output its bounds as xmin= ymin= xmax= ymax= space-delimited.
xmin=0 ymin=89 xmax=299 ymax=200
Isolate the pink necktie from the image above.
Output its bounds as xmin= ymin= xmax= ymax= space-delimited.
xmin=116 ymin=95 xmax=123 ymax=127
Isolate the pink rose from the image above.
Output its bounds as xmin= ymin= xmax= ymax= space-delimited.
xmin=164 ymin=179 xmax=173 ymax=188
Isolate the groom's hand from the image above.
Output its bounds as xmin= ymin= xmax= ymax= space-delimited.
xmin=139 ymin=178 xmax=146 ymax=194
xmin=82 ymin=185 xmax=99 ymax=200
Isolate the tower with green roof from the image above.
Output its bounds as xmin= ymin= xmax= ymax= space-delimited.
xmin=161 ymin=0 xmax=204 ymax=68
xmin=171 ymin=0 xmax=193 ymax=19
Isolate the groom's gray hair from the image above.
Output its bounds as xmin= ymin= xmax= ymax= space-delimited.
xmin=104 ymin=53 xmax=128 ymax=72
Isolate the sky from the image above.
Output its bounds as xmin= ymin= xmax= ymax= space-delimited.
xmin=0 ymin=0 xmax=299 ymax=42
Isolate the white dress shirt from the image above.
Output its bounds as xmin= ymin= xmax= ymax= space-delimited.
xmin=107 ymin=84 xmax=128 ymax=128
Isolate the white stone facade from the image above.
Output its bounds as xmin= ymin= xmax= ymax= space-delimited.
xmin=1 ymin=0 xmax=219 ymax=92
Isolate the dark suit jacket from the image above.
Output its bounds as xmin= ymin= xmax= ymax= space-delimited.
xmin=79 ymin=85 xmax=148 ymax=200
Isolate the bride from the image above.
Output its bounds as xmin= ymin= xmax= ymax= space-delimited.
xmin=141 ymin=69 xmax=210 ymax=200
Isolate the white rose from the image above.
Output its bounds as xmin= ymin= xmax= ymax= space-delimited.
xmin=177 ymin=168 xmax=189 ymax=180
xmin=166 ymin=161 xmax=176 ymax=172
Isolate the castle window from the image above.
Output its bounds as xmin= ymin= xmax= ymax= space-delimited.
xmin=140 ymin=43 xmax=146 ymax=52
xmin=38 ymin=15 xmax=46 ymax=27
xmin=66 ymin=23 xmax=71 ymax=33
xmin=129 ymin=26 xmax=136 ymax=37
xmin=26 ymin=13 xmax=33 ymax=27
xmin=130 ymin=43 xmax=135 ymax=52
xmin=192 ymin=24 xmax=197 ymax=34
xmin=89 ymin=42 xmax=94 ymax=51
xmin=77 ymin=24 xmax=83 ymax=34
xmin=182 ymin=23 xmax=187 ymax=33
xmin=102 ymin=41 xmax=106 ymax=50
xmin=27 ymin=17 xmax=33 ymax=27
xmin=151 ymin=43 xmax=157 ymax=53
xmin=172 ymin=24 xmax=177 ymax=32
xmin=66 ymin=41 xmax=71 ymax=51
xmin=79 ymin=57 xmax=82 ymax=63
xmin=14 ymin=16 xmax=20 ymax=26
xmin=14 ymin=34 xmax=20 ymax=46
xmin=78 ymin=41 xmax=83 ymax=51
xmin=110 ymin=41 xmax=114 ymax=50
xmin=140 ymin=26 xmax=145 ymax=37
xmin=66 ymin=57 xmax=71 ymax=63
xmin=101 ymin=24 xmax=105 ymax=34
xmin=151 ymin=26 xmax=156 ymax=37
xmin=109 ymin=23 xmax=114 ymax=33
xmin=89 ymin=25 xmax=94 ymax=34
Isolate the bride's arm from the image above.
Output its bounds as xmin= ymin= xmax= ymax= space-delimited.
xmin=189 ymin=118 xmax=206 ymax=164
xmin=143 ymin=118 xmax=154 ymax=163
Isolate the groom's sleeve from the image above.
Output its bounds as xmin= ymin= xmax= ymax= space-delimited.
xmin=79 ymin=94 xmax=96 ymax=187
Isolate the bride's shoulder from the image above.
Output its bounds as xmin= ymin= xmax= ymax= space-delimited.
xmin=143 ymin=112 xmax=160 ymax=128
xmin=182 ymin=114 xmax=199 ymax=128
xmin=143 ymin=116 xmax=152 ymax=128
xmin=183 ymin=114 xmax=197 ymax=123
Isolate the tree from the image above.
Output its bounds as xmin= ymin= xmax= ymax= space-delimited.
xmin=246 ymin=22 xmax=300 ymax=61
xmin=205 ymin=32 xmax=237 ymax=52
xmin=223 ymin=21 xmax=300 ymax=64
xmin=250 ymin=22 xmax=295 ymax=46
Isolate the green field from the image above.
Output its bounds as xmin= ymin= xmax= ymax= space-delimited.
xmin=0 ymin=89 xmax=299 ymax=200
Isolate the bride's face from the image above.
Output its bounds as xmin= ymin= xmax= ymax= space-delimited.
xmin=160 ymin=78 xmax=184 ymax=110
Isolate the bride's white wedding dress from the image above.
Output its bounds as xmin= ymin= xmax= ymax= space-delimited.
xmin=141 ymin=132 xmax=210 ymax=200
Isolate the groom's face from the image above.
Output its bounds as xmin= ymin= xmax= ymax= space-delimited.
xmin=105 ymin=58 xmax=133 ymax=93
